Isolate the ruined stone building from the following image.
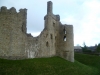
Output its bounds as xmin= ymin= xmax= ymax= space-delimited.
xmin=0 ymin=1 xmax=74 ymax=62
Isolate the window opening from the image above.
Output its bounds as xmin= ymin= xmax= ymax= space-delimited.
xmin=65 ymin=31 xmax=66 ymax=34
xmin=46 ymin=42 xmax=49 ymax=47
xmin=50 ymin=34 xmax=53 ymax=39
xmin=63 ymin=36 xmax=66 ymax=41
xmin=53 ymin=22 xmax=55 ymax=27
xmin=63 ymin=27 xmax=66 ymax=34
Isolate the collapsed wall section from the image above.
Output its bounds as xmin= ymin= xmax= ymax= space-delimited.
xmin=26 ymin=27 xmax=56 ymax=58
xmin=26 ymin=34 xmax=40 ymax=58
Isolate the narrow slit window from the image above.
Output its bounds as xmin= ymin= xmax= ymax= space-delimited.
xmin=65 ymin=30 xmax=66 ymax=34
xmin=63 ymin=36 xmax=66 ymax=41
xmin=53 ymin=22 xmax=55 ymax=27
xmin=63 ymin=27 xmax=66 ymax=34
xmin=50 ymin=34 xmax=53 ymax=39
xmin=46 ymin=42 xmax=49 ymax=47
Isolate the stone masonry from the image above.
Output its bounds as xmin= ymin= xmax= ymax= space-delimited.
xmin=0 ymin=1 xmax=74 ymax=62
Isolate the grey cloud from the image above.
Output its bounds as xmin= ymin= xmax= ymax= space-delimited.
xmin=0 ymin=0 xmax=47 ymax=33
xmin=1 ymin=0 xmax=100 ymax=46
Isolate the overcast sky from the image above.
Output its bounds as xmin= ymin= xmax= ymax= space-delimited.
xmin=0 ymin=0 xmax=100 ymax=46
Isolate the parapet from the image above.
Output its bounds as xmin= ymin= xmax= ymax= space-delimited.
xmin=18 ymin=8 xmax=27 ymax=19
xmin=9 ymin=7 xmax=16 ymax=13
xmin=0 ymin=6 xmax=27 ymax=14
xmin=55 ymin=15 xmax=60 ymax=21
xmin=0 ymin=6 xmax=7 ymax=12
xmin=64 ymin=24 xmax=73 ymax=26
xmin=19 ymin=8 xmax=27 ymax=13
xmin=44 ymin=14 xmax=60 ymax=21
xmin=0 ymin=6 xmax=17 ymax=13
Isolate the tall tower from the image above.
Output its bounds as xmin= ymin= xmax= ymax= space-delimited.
xmin=47 ymin=1 xmax=53 ymax=14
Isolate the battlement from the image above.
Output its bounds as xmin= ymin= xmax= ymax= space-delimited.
xmin=0 ymin=6 xmax=27 ymax=14
xmin=0 ymin=6 xmax=27 ymax=34
xmin=9 ymin=7 xmax=16 ymax=13
xmin=0 ymin=6 xmax=7 ymax=12
xmin=19 ymin=8 xmax=27 ymax=13
xmin=55 ymin=15 xmax=60 ymax=21
xmin=44 ymin=14 xmax=60 ymax=21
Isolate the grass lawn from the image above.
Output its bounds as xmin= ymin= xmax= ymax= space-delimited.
xmin=75 ymin=53 xmax=100 ymax=74
xmin=0 ymin=53 xmax=100 ymax=75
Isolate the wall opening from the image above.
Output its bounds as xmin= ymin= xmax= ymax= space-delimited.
xmin=50 ymin=34 xmax=53 ymax=39
xmin=63 ymin=27 xmax=66 ymax=34
xmin=53 ymin=22 xmax=55 ymax=27
xmin=64 ymin=31 xmax=66 ymax=34
xmin=46 ymin=42 xmax=49 ymax=47
xmin=63 ymin=36 xmax=66 ymax=41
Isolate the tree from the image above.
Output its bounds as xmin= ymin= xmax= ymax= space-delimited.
xmin=82 ymin=42 xmax=88 ymax=52
xmin=96 ymin=43 xmax=100 ymax=53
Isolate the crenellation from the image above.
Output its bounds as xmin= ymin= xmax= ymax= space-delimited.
xmin=19 ymin=9 xmax=27 ymax=14
xmin=9 ymin=7 xmax=17 ymax=13
xmin=0 ymin=6 xmax=7 ymax=12
xmin=55 ymin=15 xmax=60 ymax=21
xmin=46 ymin=13 xmax=57 ymax=20
xmin=0 ymin=1 xmax=74 ymax=62
xmin=18 ymin=9 xmax=27 ymax=19
xmin=18 ymin=8 xmax=27 ymax=34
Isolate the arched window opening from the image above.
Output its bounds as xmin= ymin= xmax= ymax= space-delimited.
xmin=63 ymin=36 xmax=66 ymax=41
xmin=46 ymin=42 xmax=49 ymax=47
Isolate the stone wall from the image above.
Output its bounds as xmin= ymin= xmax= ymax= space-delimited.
xmin=0 ymin=6 xmax=27 ymax=59
xmin=56 ymin=24 xmax=74 ymax=62
xmin=0 ymin=1 xmax=74 ymax=62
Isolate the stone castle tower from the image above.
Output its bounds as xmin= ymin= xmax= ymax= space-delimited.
xmin=0 ymin=1 xmax=74 ymax=62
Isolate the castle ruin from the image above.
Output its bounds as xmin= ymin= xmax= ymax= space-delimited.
xmin=0 ymin=1 xmax=74 ymax=62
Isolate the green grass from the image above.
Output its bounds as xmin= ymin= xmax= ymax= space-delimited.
xmin=75 ymin=53 xmax=100 ymax=74
xmin=0 ymin=54 xmax=100 ymax=75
